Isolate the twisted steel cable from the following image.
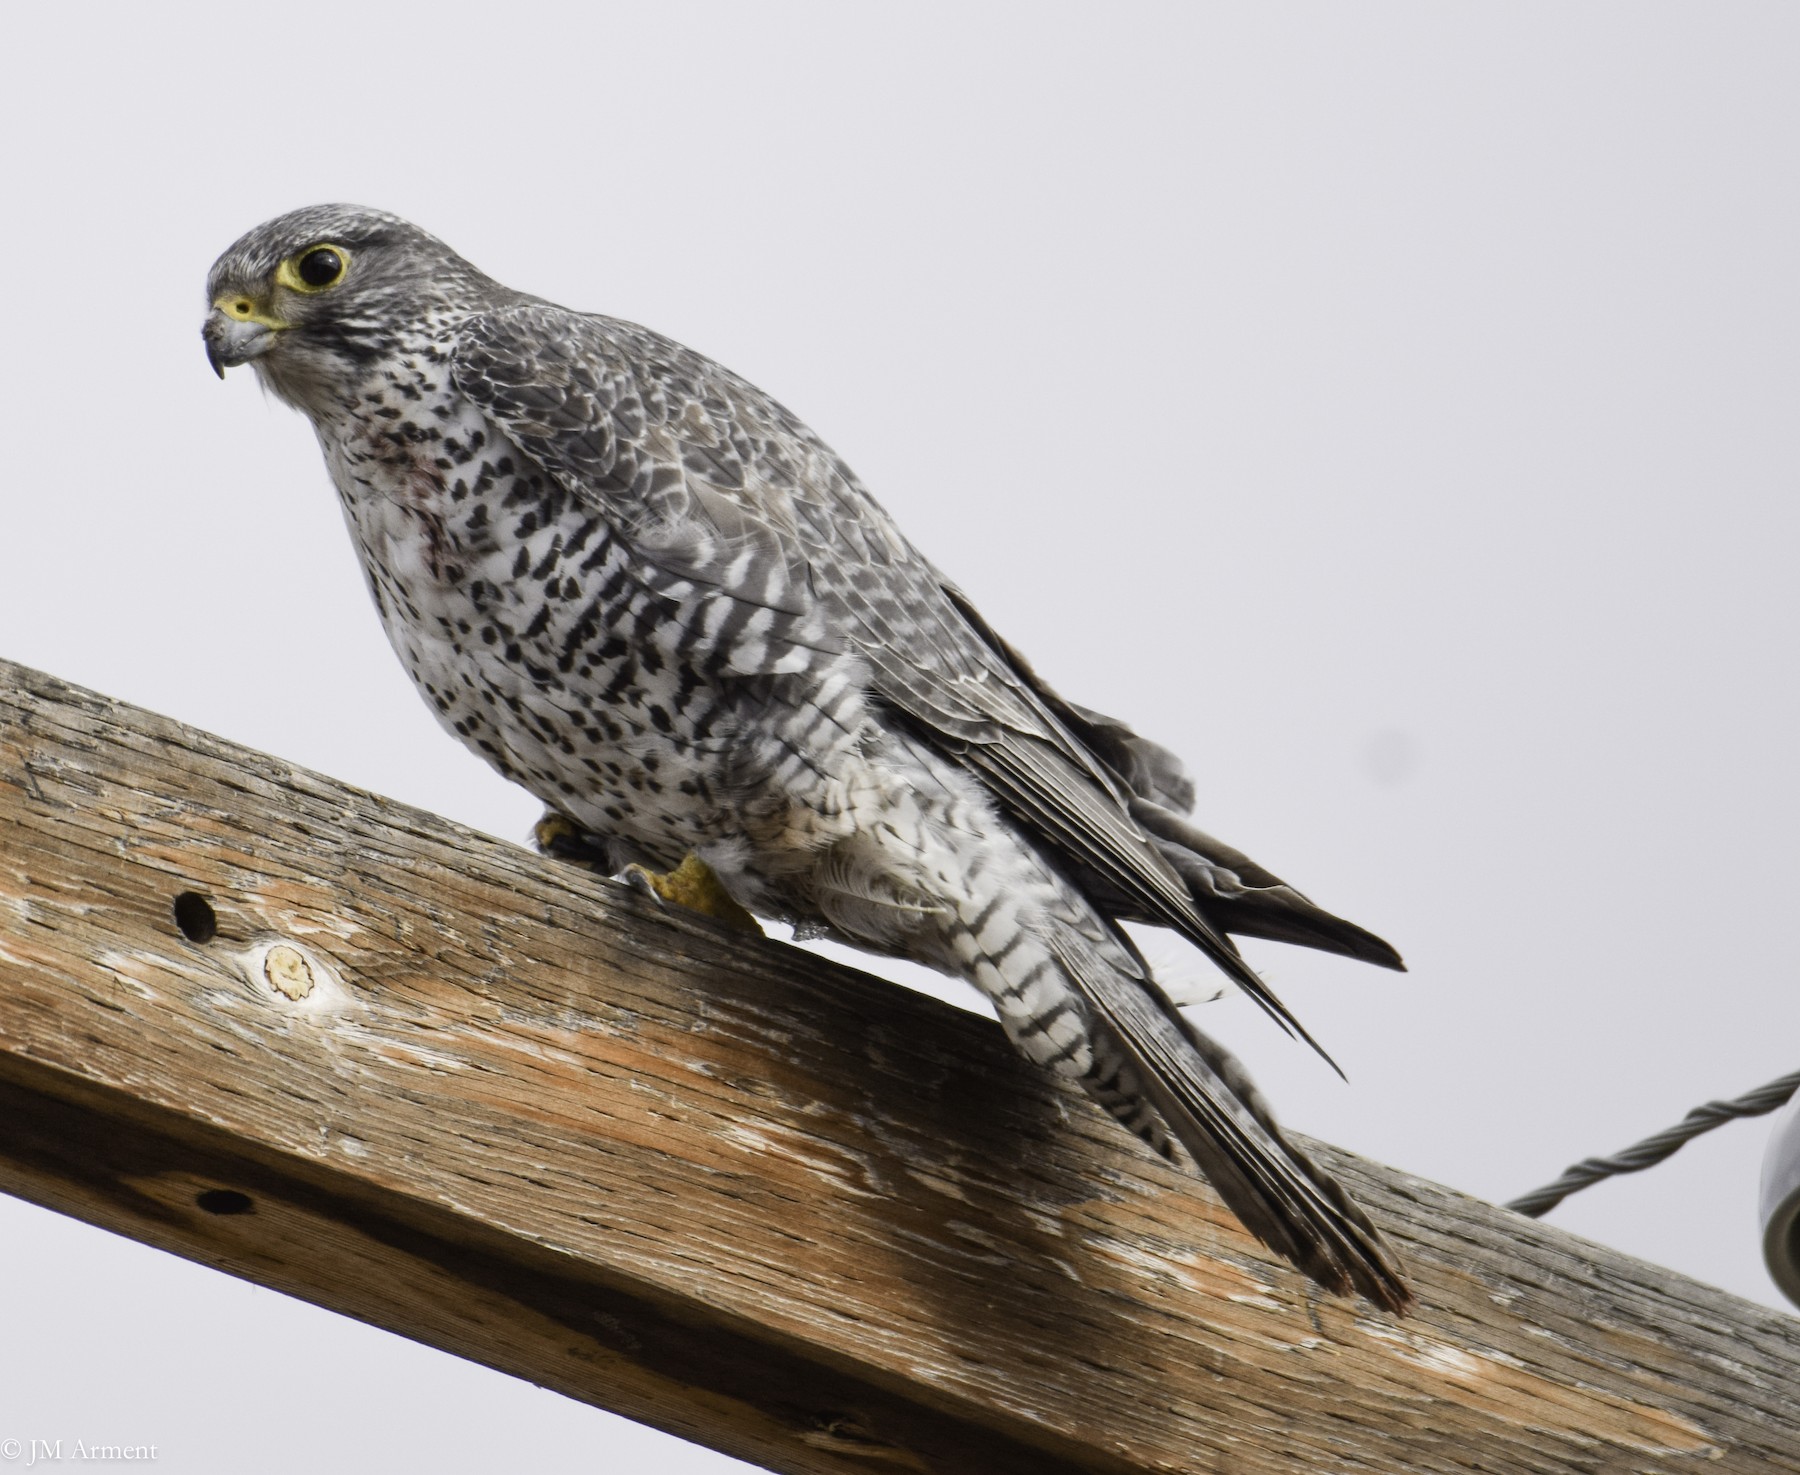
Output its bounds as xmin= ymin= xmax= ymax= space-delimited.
xmin=1508 ymin=1068 xmax=1800 ymax=1218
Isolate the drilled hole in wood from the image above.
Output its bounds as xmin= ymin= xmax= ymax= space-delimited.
xmin=195 ymin=1189 xmax=253 ymax=1216
xmin=172 ymin=891 xmax=217 ymax=944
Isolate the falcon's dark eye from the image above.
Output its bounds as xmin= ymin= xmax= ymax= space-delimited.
xmin=296 ymin=246 xmax=345 ymax=288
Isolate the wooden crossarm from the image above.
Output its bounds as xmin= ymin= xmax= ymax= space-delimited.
xmin=0 ymin=658 xmax=1795 ymax=1473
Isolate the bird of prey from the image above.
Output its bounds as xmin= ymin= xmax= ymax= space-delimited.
xmin=204 ymin=205 xmax=1410 ymax=1312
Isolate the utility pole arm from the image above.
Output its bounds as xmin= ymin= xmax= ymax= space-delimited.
xmin=0 ymin=660 xmax=1794 ymax=1474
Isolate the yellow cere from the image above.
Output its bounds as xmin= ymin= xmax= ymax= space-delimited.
xmin=212 ymin=293 xmax=287 ymax=330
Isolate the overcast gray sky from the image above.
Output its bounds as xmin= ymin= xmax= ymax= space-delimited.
xmin=3 ymin=3 xmax=1797 ymax=1471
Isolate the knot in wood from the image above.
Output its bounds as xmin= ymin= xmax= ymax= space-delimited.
xmin=263 ymin=943 xmax=316 ymax=1001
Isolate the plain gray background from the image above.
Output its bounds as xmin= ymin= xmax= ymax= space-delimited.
xmin=2 ymin=3 xmax=1795 ymax=1470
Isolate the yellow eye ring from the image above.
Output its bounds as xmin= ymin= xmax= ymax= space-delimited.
xmin=277 ymin=243 xmax=350 ymax=293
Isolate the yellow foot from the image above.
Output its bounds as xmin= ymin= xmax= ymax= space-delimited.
xmin=621 ymin=855 xmax=764 ymax=938
xmin=532 ymin=810 xmax=612 ymax=871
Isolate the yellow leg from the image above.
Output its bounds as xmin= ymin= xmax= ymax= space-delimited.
xmin=621 ymin=855 xmax=764 ymax=937
xmin=535 ymin=810 xmax=762 ymax=936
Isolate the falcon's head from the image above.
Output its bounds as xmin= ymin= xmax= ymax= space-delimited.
xmin=203 ymin=204 xmax=498 ymax=412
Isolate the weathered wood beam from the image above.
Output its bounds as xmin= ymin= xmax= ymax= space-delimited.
xmin=0 ymin=658 xmax=1794 ymax=1474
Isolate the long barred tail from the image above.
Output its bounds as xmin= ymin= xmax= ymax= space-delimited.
xmin=943 ymin=869 xmax=1412 ymax=1315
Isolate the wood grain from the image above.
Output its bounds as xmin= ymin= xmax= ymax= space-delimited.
xmin=0 ymin=658 xmax=1794 ymax=1473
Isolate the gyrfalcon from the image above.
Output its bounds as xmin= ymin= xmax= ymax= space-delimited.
xmin=204 ymin=205 xmax=1410 ymax=1312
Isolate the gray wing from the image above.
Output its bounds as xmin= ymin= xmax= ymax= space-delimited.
xmin=449 ymin=301 xmax=1331 ymax=1037
xmin=944 ymin=585 xmax=1404 ymax=969
xmin=452 ymin=302 xmax=1413 ymax=1310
